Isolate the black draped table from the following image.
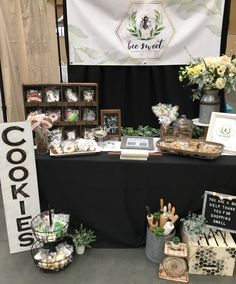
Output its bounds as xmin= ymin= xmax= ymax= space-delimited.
xmin=35 ymin=153 xmax=236 ymax=247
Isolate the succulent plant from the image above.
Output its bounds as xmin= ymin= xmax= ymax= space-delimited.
xmin=172 ymin=236 xmax=180 ymax=244
xmin=153 ymin=226 xmax=164 ymax=237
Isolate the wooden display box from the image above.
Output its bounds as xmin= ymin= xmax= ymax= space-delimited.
xmin=183 ymin=230 xmax=236 ymax=276
xmin=22 ymin=83 xmax=99 ymax=138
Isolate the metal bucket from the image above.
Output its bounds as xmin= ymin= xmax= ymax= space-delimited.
xmin=145 ymin=227 xmax=175 ymax=263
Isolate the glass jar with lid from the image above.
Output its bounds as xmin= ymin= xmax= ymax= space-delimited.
xmin=172 ymin=115 xmax=193 ymax=138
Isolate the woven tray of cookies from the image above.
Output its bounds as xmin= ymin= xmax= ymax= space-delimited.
xmin=156 ymin=136 xmax=224 ymax=159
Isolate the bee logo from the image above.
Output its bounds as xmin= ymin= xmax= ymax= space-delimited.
xmin=140 ymin=16 xmax=151 ymax=30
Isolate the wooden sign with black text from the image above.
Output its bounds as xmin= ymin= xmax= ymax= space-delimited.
xmin=202 ymin=191 xmax=236 ymax=233
xmin=0 ymin=122 xmax=40 ymax=253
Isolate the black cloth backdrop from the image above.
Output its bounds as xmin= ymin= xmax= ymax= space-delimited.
xmin=64 ymin=1 xmax=231 ymax=128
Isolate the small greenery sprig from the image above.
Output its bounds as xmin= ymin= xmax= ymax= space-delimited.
xmin=122 ymin=125 xmax=203 ymax=138
xmin=70 ymin=224 xmax=96 ymax=248
xmin=122 ymin=125 xmax=160 ymax=137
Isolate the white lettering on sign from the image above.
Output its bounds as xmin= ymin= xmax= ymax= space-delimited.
xmin=202 ymin=190 xmax=236 ymax=233
xmin=0 ymin=122 xmax=40 ymax=254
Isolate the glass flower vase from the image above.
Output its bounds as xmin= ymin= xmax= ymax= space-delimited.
xmin=35 ymin=127 xmax=49 ymax=154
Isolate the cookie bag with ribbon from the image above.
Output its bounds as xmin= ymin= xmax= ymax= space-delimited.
xmin=27 ymin=111 xmax=57 ymax=154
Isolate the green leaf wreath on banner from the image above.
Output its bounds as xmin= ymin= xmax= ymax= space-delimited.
xmin=127 ymin=10 xmax=164 ymax=40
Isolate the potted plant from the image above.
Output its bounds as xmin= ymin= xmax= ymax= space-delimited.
xmin=170 ymin=236 xmax=181 ymax=250
xmin=70 ymin=224 xmax=96 ymax=254
xmin=181 ymin=212 xmax=208 ymax=242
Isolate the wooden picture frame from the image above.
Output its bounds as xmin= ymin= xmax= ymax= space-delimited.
xmin=206 ymin=112 xmax=236 ymax=154
xmin=100 ymin=109 xmax=121 ymax=140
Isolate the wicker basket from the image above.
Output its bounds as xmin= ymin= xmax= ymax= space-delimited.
xmin=157 ymin=136 xmax=224 ymax=159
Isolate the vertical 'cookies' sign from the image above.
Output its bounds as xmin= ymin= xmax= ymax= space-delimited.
xmin=0 ymin=122 xmax=40 ymax=253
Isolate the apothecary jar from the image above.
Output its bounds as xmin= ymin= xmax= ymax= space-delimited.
xmin=172 ymin=115 xmax=193 ymax=138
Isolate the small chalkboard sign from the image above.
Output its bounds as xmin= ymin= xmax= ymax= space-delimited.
xmin=202 ymin=191 xmax=236 ymax=233
xmin=100 ymin=109 xmax=121 ymax=140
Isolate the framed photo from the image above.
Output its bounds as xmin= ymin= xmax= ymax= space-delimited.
xmin=206 ymin=112 xmax=236 ymax=154
xmin=120 ymin=136 xmax=154 ymax=150
xmin=100 ymin=109 xmax=121 ymax=140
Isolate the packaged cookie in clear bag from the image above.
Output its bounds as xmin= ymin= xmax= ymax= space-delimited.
xmin=45 ymin=88 xmax=60 ymax=102
xmin=61 ymin=140 xmax=76 ymax=153
xmin=49 ymin=127 xmax=63 ymax=142
xmin=82 ymin=108 xmax=96 ymax=121
xmin=83 ymin=89 xmax=94 ymax=102
xmin=65 ymin=129 xmax=77 ymax=141
xmin=65 ymin=88 xmax=79 ymax=102
xmin=46 ymin=109 xmax=61 ymax=122
xmin=50 ymin=139 xmax=63 ymax=154
xmin=26 ymin=89 xmax=42 ymax=102
xmin=64 ymin=108 xmax=79 ymax=122
xmin=83 ymin=128 xmax=95 ymax=139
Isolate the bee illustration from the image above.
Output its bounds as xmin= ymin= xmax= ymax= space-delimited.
xmin=140 ymin=15 xmax=151 ymax=30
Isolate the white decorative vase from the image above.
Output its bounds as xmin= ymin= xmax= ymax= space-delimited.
xmin=76 ymin=245 xmax=85 ymax=255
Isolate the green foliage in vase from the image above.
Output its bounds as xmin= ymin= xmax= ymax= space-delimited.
xmin=181 ymin=212 xmax=208 ymax=236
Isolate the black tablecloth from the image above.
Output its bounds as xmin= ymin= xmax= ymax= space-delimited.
xmin=35 ymin=153 xmax=236 ymax=247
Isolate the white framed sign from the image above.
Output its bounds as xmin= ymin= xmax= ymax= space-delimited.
xmin=0 ymin=121 xmax=40 ymax=253
xmin=206 ymin=112 xmax=236 ymax=155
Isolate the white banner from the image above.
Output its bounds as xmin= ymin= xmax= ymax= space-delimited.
xmin=0 ymin=122 xmax=40 ymax=253
xmin=67 ymin=0 xmax=226 ymax=65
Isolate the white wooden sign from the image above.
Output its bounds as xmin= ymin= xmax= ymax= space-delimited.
xmin=0 ymin=121 xmax=40 ymax=253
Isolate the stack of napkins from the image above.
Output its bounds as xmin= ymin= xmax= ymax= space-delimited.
xmin=120 ymin=149 xmax=149 ymax=161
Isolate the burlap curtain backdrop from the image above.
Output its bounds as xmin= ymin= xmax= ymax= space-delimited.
xmin=0 ymin=0 xmax=59 ymax=122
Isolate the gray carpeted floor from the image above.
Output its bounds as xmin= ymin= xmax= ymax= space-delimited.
xmin=0 ymin=186 xmax=235 ymax=284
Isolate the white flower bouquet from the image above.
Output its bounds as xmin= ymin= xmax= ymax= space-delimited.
xmin=152 ymin=103 xmax=179 ymax=126
xmin=179 ymin=55 xmax=236 ymax=100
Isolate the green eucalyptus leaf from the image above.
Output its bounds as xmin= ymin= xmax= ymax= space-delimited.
xmin=206 ymin=25 xmax=221 ymax=36
xmin=68 ymin=25 xmax=88 ymax=38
